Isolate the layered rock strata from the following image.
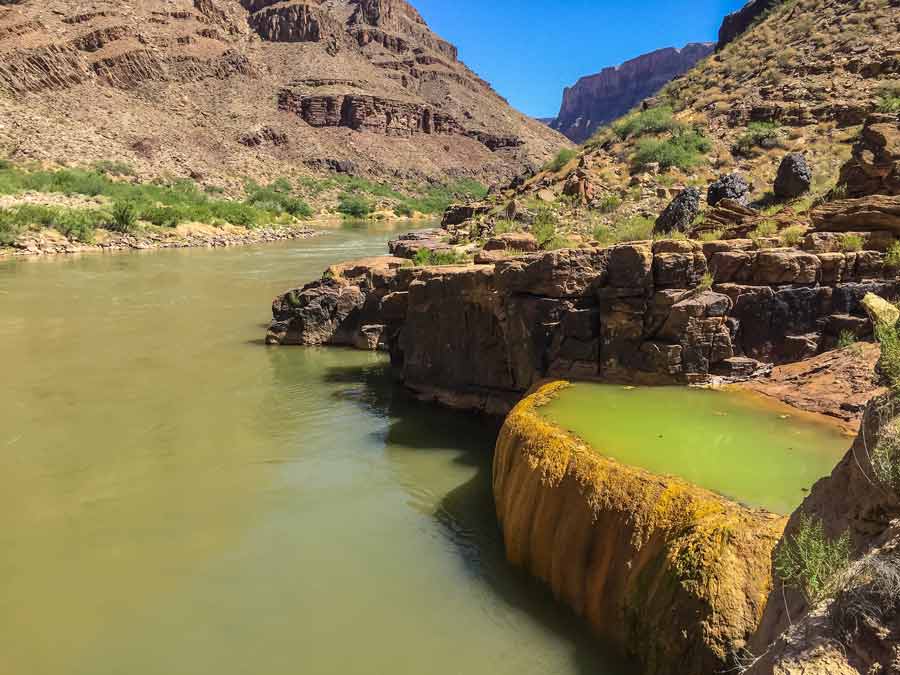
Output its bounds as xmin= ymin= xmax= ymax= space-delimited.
xmin=267 ymin=238 xmax=900 ymax=412
xmin=493 ymin=381 xmax=784 ymax=675
xmin=550 ymin=44 xmax=714 ymax=144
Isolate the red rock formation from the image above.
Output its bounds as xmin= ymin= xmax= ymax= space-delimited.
xmin=551 ymin=44 xmax=714 ymax=144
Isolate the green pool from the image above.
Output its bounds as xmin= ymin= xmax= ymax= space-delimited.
xmin=538 ymin=383 xmax=852 ymax=515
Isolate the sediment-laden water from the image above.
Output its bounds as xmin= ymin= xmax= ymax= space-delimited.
xmin=540 ymin=383 xmax=851 ymax=515
xmin=0 ymin=223 xmax=632 ymax=675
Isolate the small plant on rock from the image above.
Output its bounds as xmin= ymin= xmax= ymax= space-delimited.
xmin=841 ymin=233 xmax=864 ymax=253
xmin=412 ymin=248 xmax=470 ymax=267
xmin=779 ymin=225 xmax=805 ymax=247
xmin=544 ymin=148 xmax=578 ymax=173
xmin=884 ymin=242 xmax=900 ymax=271
xmin=830 ymin=551 xmax=900 ymax=645
xmin=775 ymin=515 xmax=852 ymax=605
xmin=749 ymin=221 xmax=778 ymax=243
xmin=697 ymin=272 xmax=714 ymax=293
xmin=837 ymin=330 xmax=858 ymax=350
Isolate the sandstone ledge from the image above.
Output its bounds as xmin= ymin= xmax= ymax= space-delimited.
xmin=493 ymin=381 xmax=785 ymax=675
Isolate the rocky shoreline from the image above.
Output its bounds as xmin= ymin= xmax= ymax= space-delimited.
xmin=0 ymin=222 xmax=320 ymax=258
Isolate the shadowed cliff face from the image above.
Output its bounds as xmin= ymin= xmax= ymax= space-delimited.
xmin=492 ymin=382 xmax=785 ymax=675
xmin=550 ymin=44 xmax=714 ymax=144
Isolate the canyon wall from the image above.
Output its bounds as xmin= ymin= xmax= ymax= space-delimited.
xmin=492 ymin=381 xmax=784 ymax=674
xmin=0 ymin=0 xmax=567 ymax=185
xmin=550 ymin=44 xmax=714 ymax=144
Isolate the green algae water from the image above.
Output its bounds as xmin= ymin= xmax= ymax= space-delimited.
xmin=0 ymin=224 xmax=633 ymax=675
xmin=539 ymin=383 xmax=851 ymax=515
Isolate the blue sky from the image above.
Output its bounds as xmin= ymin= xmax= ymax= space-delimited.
xmin=413 ymin=0 xmax=748 ymax=118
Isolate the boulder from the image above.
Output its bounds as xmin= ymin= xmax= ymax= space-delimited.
xmin=861 ymin=292 xmax=900 ymax=327
xmin=774 ymin=153 xmax=812 ymax=199
xmin=654 ymin=187 xmax=701 ymax=233
xmin=483 ymin=232 xmax=539 ymax=252
xmin=708 ymin=173 xmax=751 ymax=207
xmin=811 ymin=195 xmax=900 ymax=233
xmin=388 ymin=230 xmax=450 ymax=259
xmin=442 ymin=203 xmax=492 ymax=227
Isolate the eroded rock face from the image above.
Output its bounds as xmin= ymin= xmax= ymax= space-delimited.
xmin=267 ymin=237 xmax=900 ymax=410
xmin=494 ymin=382 xmax=785 ymax=675
xmin=811 ymin=195 xmax=900 ymax=233
xmin=717 ymin=0 xmax=781 ymax=49
xmin=839 ymin=113 xmax=900 ymax=198
xmin=747 ymin=395 xmax=900 ymax=675
xmin=550 ymin=44 xmax=714 ymax=143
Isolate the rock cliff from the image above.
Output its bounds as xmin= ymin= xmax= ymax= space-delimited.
xmin=0 ymin=0 xmax=567 ymax=186
xmin=267 ymin=235 xmax=900 ymax=413
xmin=493 ymin=381 xmax=784 ymax=675
xmin=550 ymin=44 xmax=714 ymax=144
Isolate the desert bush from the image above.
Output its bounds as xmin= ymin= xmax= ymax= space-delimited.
xmin=110 ymin=201 xmax=138 ymax=233
xmin=837 ymin=330 xmax=859 ymax=349
xmin=613 ymin=106 xmax=681 ymax=140
xmin=544 ymin=148 xmax=578 ymax=173
xmin=593 ymin=215 xmax=655 ymax=246
xmin=830 ymin=552 xmax=900 ymax=645
xmin=531 ymin=206 xmax=561 ymax=247
xmin=876 ymin=321 xmax=900 ymax=394
xmin=699 ymin=229 xmax=725 ymax=242
xmin=697 ymin=272 xmax=714 ymax=292
xmin=775 ymin=515 xmax=852 ymax=604
xmin=412 ymin=248 xmax=470 ymax=267
xmin=876 ymin=83 xmax=900 ymax=114
xmin=841 ymin=233 xmax=864 ymax=252
xmin=733 ymin=121 xmax=783 ymax=156
xmin=337 ymin=192 xmax=373 ymax=218
xmin=93 ymin=160 xmax=136 ymax=177
xmin=633 ymin=130 xmax=711 ymax=170
xmin=780 ymin=225 xmax=806 ymax=247
xmin=595 ymin=194 xmax=622 ymax=214
xmin=884 ymin=242 xmax=900 ymax=271
xmin=749 ymin=221 xmax=779 ymax=242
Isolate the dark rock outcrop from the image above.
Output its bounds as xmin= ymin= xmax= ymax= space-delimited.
xmin=717 ymin=0 xmax=780 ymax=49
xmin=550 ymin=43 xmax=714 ymax=144
xmin=775 ymin=152 xmax=812 ymax=199
xmin=655 ymin=187 xmax=701 ymax=233
xmin=774 ymin=153 xmax=812 ymax=200
xmin=708 ymin=173 xmax=751 ymax=207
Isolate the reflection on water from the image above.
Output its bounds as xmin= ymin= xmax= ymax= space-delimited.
xmin=0 ymin=226 xmax=634 ymax=675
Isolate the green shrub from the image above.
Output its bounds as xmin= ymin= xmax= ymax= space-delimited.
xmin=493 ymin=219 xmax=522 ymax=236
xmin=93 ymin=160 xmax=136 ymax=177
xmin=733 ymin=121 xmax=782 ymax=156
xmin=531 ymin=207 xmax=560 ymax=247
xmin=869 ymin=417 xmax=900 ymax=495
xmin=699 ymin=229 xmax=725 ymax=242
xmin=613 ymin=106 xmax=681 ymax=140
xmin=885 ymin=242 xmax=900 ymax=270
xmin=110 ymin=201 xmax=138 ymax=233
xmin=337 ymin=192 xmax=373 ymax=218
xmin=775 ymin=515 xmax=851 ymax=604
xmin=697 ymin=272 xmax=714 ymax=292
xmin=876 ymin=320 xmax=900 ymax=394
xmin=544 ymin=148 xmax=578 ymax=173
xmin=841 ymin=233 xmax=864 ymax=252
xmin=749 ymin=221 xmax=779 ymax=242
xmin=0 ymin=220 xmax=21 ymax=245
xmin=633 ymin=130 xmax=711 ymax=171
xmin=837 ymin=330 xmax=858 ymax=349
xmin=779 ymin=225 xmax=806 ymax=247
xmin=593 ymin=215 xmax=655 ymax=246
xmin=595 ymin=194 xmax=622 ymax=214
xmin=412 ymin=248 xmax=469 ymax=266
xmin=876 ymin=84 xmax=900 ymax=114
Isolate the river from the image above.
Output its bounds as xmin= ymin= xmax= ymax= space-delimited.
xmin=0 ymin=222 xmax=632 ymax=675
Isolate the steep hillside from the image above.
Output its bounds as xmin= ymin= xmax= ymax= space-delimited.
xmin=455 ymin=0 xmax=899 ymax=247
xmin=550 ymin=43 xmax=714 ymax=144
xmin=0 ymin=0 xmax=567 ymax=190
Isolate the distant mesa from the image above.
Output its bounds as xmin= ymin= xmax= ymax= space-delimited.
xmin=550 ymin=43 xmax=714 ymax=144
